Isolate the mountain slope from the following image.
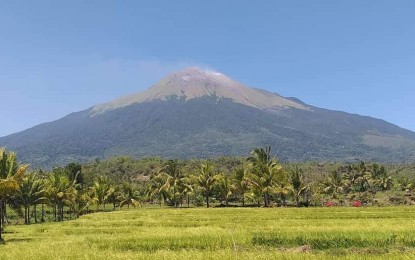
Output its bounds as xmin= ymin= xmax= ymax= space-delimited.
xmin=1 ymin=67 xmax=414 ymax=167
xmin=91 ymin=67 xmax=309 ymax=114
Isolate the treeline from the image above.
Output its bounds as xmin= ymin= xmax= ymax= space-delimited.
xmin=1 ymin=147 xmax=415 ymax=241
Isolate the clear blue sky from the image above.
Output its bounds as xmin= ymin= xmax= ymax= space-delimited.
xmin=1 ymin=0 xmax=414 ymax=137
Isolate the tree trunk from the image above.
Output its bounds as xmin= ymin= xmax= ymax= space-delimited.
xmin=1 ymin=201 xmax=7 ymax=226
xmin=187 ymin=195 xmax=190 ymax=208
xmin=263 ymin=194 xmax=268 ymax=207
xmin=0 ymin=200 xmax=3 ymax=241
xmin=34 ymin=205 xmax=38 ymax=223
xmin=242 ymin=196 xmax=245 ymax=207
xmin=24 ymin=206 xmax=28 ymax=224
xmin=60 ymin=204 xmax=64 ymax=221
xmin=53 ymin=204 xmax=57 ymax=222
xmin=282 ymin=194 xmax=287 ymax=207
xmin=41 ymin=204 xmax=45 ymax=222
xmin=206 ymin=195 xmax=209 ymax=208
xmin=173 ymin=187 xmax=177 ymax=208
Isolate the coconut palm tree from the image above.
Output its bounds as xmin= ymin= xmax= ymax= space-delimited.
xmin=288 ymin=165 xmax=309 ymax=207
xmin=371 ymin=165 xmax=394 ymax=191
xmin=90 ymin=175 xmax=113 ymax=210
xmin=179 ymin=182 xmax=194 ymax=208
xmin=196 ymin=163 xmax=218 ymax=208
xmin=247 ymin=146 xmax=283 ymax=207
xmin=147 ymin=173 xmax=168 ymax=206
xmin=118 ymin=182 xmax=141 ymax=208
xmin=397 ymin=177 xmax=413 ymax=192
xmin=0 ymin=148 xmax=28 ymax=241
xmin=13 ymin=173 xmax=46 ymax=224
xmin=218 ymin=174 xmax=232 ymax=207
xmin=0 ymin=176 xmax=23 ymax=241
xmin=46 ymin=171 xmax=79 ymax=221
xmin=232 ymin=167 xmax=250 ymax=207
xmin=160 ymin=160 xmax=184 ymax=207
xmin=322 ymin=170 xmax=345 ymax=199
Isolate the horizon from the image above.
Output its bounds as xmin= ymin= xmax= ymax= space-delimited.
xmin=1 ymin=1 xmax=415 ymax=137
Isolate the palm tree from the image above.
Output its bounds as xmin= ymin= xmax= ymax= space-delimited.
xmin=91 ymin=175 xmax=112 ymax=210
xmin=13 ymin=173 xmax=46 ymax=224
xmin=46 ymin=171 xmax=79 ymax=221
xmin=118 ymin=182 xmax=141 ymax=208
xmin=218 ymin=174 xmax=232 ymax=207
xmin=179 ymin=182 xmax=194 ymax=208
xmin=353 ymin=161 xmax=372 ymax=192
xmin=147 ymin=173 xmax=168 ymax=206
xmin=0 ymin=175 xmax=23 ymax=241
xmin=371 ymin=165 xmax=394 ymax=191
xmin=160 ymin=160 xmax=184 ymax=207
xmin=274 ymin=181 xmax=291 ymax=207
xmin=397 ymin=177 xmax=413 ymax=192
xmin=196 ymin=163 xmax=218 ymax=208
xmin=247 ymin=146 xmax=283 ymax=207
xmin=106 ymin=185 xmax=121 ymax=210
xmin=78 ymin=190 xmax=95 ymax=214
xmin=0 ymin=148 xmax=28 ymax=241
xmin=176 ymin=169 xmax=194 ymax=207
xmin=232 ymin=167 xmax=250 ymax=207
xmin=288 ymin=165 xmax=309 ymax=207
xmin=322 ymin=170 xmax=344 ymax=199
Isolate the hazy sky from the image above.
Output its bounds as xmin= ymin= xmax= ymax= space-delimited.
xmin=0 ymin=1 xmax=414 ymax=137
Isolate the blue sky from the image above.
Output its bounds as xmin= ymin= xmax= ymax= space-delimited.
xmin=0 ymin=0 xmax=414 ymax=137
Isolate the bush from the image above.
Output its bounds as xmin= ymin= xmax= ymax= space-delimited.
xmin=324 ymin=201 xmax=336 ymax=207
xmin=352 ymin=201 xmax=362 ymax=207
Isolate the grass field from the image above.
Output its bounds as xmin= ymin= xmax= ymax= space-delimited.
xmin=1 ymin=207 xmax=415 ymax=259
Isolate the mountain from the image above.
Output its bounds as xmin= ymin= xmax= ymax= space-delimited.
xmin=1 ymin=67 xmax=415 ymax=168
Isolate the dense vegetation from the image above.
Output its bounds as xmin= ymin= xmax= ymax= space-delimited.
xmin=1 ymin=146 xmax=415 ymax=243
xmin=2 ymin=97 xmax=415 ymax=168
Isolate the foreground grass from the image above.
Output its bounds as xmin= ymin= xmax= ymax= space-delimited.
xmin=2 ymin=207 xmax=415 ymax=259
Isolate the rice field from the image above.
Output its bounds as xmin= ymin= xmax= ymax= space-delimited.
xmin=1 ymin=206 xmax=415 ymax=259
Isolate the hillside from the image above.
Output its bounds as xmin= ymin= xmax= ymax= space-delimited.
xmin=1 ymin=67 xmax=414 ymax=167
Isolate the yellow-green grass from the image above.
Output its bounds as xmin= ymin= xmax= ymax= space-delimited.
xmin=2 ymin=207 xmax=415 ymax=259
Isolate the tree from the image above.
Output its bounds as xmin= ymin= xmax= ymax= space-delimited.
xmin=160 ymin=160 xmax=184 ymax=207
xmin=118 ymin=182 xmax=141 ymax=208
xmin=91 ymin=175 xmax=113 ymax=210
xmin=0 ymin=148 xmax=28 ymax=241
xmin=147 ymin=174 xmax=169 ymax=206
xmin=371 ymin=165 xmax=394 ymax=191
xmin=397 ymin=177 xmax=413 ymax=192
xmin=218 ymin=174 xmax=232 ymax=207
xmin=65 ymin=163 xmax=83 ymax=188
xmin=322 ymin=170 xmax=344 ymax=199
xmin=231 ymin=167 xmax=250 ymax=207
xmin=196 ymin=163 xmax=218 ymax=208
xmin=288 ymin=165 xmax=309 ymax=207
xmin=354 ymin=161 xmax=372 ymax=192
xmin=247 ymin=146 xmax=283 ymax=207
xmin=45 ymin=171 xmax=79 ymax=221
xmin=14 ymin=173 xmax=46 ymax=224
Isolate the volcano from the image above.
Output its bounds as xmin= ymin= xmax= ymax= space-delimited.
xmin=1 ymin=67 xmax=414 ymax=167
